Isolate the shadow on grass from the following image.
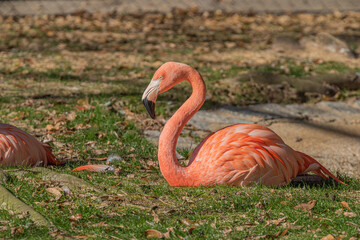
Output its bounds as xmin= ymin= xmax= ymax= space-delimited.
xmin=288 ymin=174 xmax=351 ymax=189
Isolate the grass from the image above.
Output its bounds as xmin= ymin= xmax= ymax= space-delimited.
xmin=1 ymin=99 xmax=359 ymax=239
xmin=0 ymin=12 xmax=360 ymax=239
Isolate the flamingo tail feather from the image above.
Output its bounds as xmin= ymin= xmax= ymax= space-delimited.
xmin=299 ymin=152 xmax=347 ymax=186
xmin=43 ymin=143 xmax=62 ymax=166
xmin=72 ymin=164 xmax=114 ymax=172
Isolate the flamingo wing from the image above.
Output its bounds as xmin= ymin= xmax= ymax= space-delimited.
xmin=0 ymin=123 xmax=61 ymax=167
xmin=187 ymin=124 xmax=306 ymax=187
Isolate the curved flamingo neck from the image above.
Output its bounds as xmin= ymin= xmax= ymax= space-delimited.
xmin=158 ymin=68 xmax=206 ymax=186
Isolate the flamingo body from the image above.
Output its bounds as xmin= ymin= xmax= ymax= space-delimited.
xmin=142 ymin=62 xmax=345 ymax=187
xmin=0 ymin=123 xmax=60 ymax=167
xmin=184 ymin=124 xmax=326 ymax=186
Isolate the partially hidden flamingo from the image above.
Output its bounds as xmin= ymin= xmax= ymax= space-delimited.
xmin=0 ymin=123 xmax=61 ymax=167
xmin=142 ymin=62 xmax=346 ymax=187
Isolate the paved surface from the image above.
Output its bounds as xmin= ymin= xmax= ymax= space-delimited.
xmin=144 ymin=100 xmax=360 ymax=178
xmin=1 ymin=0 xmax=360 ymax=16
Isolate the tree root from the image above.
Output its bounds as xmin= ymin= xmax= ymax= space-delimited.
xmin=25 ymin=167 xmax=99 ymax=193
xmin=0 ymin=170 xmax=49 ymax=227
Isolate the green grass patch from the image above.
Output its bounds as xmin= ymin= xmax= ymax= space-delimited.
xmin=0 ymin=101 xmax=359 ymax=239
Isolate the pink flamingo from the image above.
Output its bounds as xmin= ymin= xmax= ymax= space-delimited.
xmin=142 ymin=62 xmax=346 ymax=187
xmin=0 ymin=123 xmax=61 ymax=167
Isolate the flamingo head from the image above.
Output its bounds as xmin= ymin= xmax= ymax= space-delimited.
xmin=142 ymin=62 xmax=191 ymax=119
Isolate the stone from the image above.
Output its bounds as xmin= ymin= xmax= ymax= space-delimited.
xmin=144 ymin=129 xmax=196 ymax=149
xmin=301 ymin=33 xmax=357 ymax=58
xmin=316 ymin=33 xmax=356 ymax=58
xmin=317 ymin=101 xmax=360 ymax=114
xmin=249 ymin=104 xmax=299 ymax=119
xmin=272 ymin=35 xmax=304 ymax=52
xmin=188 ymin=106 xmax=278 ymax=132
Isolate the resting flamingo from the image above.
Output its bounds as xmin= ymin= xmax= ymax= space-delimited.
xmin=142 ymin=62 xmax=346 ymax=187
xmin=0 ymin=123 xmax=61 ymax=167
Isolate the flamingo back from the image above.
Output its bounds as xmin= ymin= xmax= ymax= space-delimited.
xmin=186 ymin=124 xmax=311 ymax=187
xmin=0 ymin=123 xmax=60 ymax=167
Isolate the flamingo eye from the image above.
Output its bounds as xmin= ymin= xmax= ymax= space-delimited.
xmin=158 ymin=76 xmax=163 ymax=80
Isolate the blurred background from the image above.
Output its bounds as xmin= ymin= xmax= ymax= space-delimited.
xmin=1 ymin=0 xmax=359 ymax=106
xmin=1 ymin=0 xmax=360 ymax=16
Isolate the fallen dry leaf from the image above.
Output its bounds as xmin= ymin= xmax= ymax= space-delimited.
xmin=0 ymin=226 xmax=8 ymax=231
xmin=163 ymin=227 xmax=174 ymax=239
xmin=11 ymin=227 xmax=24 ymax=235
xmin=75 ymin=99 xmax=94 ymax=111
xmin=319 ymin=222 xmax=331 ymax=229
xmin=252 ymin=228 xmax=289 ymax=239
xmin=13 ymin=111 xmax=29 ymax=120
xmin=46 ymin=123 xmax=61 ymax=132
xmin=145 ymin=229 xmax=163 ymax=238
xmin=221 ymin=226 xmax=233 ymax=235
xmin=152 ymin=210 xmax=160 ymax=223
xmin=17 ymin=211 xmax=29 ymax=219
xmin=94 ymin=149 xmax=106 ymax=155
xmin=180 ymin=218 xmax=199 ymax=227
xmin=340 ymin=201 xmax=351 ymax=210
xmin=266 ymin=217 xmax=287 ymax=226
xmin=276 ymin=228 xmax=288 ymax=237
xmin=92 ymin=221 xmax=110 ymax=227
xmin=255 ymin=202 xmax=265 ymax=209
xmin=66 ymin=111 xmax=77 ymax=121
xmin=337 ymin=235 xmax=346 ymax=240
xmin=100 ymin=195 xmax=124 ymax=201
xmin=75 ymin=123 xmax=92 ymax=130
xmin=69 ymin=214 xmax=82 ymax=221
xmin=343 ymin=212 xmax=357 ymax=217
xmin=294 ymin=200 xmax=316 ymax=211
xmin=335 ymin=208 xmax=344 ymax=214
xmin=53 ymin=141 xmax=65 ymax=148
xmin=46 ymin=187 xmax=63 ymax=200
xmin=320 ymin=234 xmax=335 ymax=240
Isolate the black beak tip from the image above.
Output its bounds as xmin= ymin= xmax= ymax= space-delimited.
xmin=142 ymin=98 xmax=156 ymax=119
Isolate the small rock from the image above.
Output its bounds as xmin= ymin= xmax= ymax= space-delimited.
xmin=103 ymin=101 xmax=113 ymax=107
xmin=317 ymin=101 xmax=360 ymax=114
xmin=106 ymin=154 xmax=123 ymax=164
xmin=144 ymin=129 xmax=196 ymax=149
xmin=61 ymin=186 xmax=72 ymax=196
xmin=301 ymin=33 xmax=357 ymax=58
xmin=272 ymin=35 xmax=303 ymax=52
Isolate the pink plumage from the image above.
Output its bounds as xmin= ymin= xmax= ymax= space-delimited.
xmin=72 ymin=164 xmax=114 ymax=172
xmin=142 ymin=62 xmax=346 ymax=187
xmin=0 ymin=123 xmax=61 ymax=167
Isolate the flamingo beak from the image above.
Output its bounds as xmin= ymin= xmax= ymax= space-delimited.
xmin=142 ymin=79 xmax=160 ymax=119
